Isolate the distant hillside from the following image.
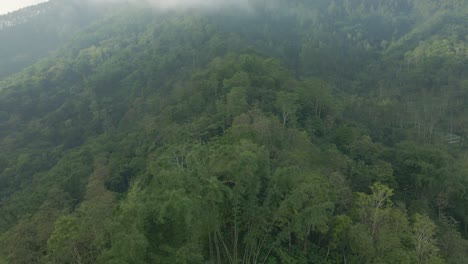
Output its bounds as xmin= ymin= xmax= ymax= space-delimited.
xmin=0 ymin=0 xmax=107 ymax=79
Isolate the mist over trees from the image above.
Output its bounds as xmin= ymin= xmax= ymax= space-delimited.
xmin=0 ymin=0 xmax=468 ymax=263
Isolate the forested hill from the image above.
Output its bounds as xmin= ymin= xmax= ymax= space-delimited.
xmin=0 ymin=0 xmax=468 ymax=263
xmin=0 ymin=0 xmax=109 ymax=79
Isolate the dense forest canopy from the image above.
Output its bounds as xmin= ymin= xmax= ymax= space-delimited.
xmin=0 ymin=0 xmax=468 ymax=263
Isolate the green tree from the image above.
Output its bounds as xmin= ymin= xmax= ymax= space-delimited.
xmin=412 ymin=214 xmax=443 ymax=264
xmin=275 ymin=91 xmax=299 ymax=128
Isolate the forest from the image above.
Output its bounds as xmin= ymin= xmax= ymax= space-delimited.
xmin=0 ymin=0 xmax=468 ymax=263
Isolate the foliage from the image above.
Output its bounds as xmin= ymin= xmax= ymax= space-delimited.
xmin=0 ymin=0 xmax=468 ymax=263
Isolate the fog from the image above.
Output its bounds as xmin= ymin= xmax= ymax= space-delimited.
xmin=85 ymin=0 xmax=252 ymax=10
xmin=0 ymin=0 xmax=49 ymax=15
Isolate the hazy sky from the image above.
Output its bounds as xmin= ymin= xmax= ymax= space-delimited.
xmin=0 ymin=0 xmax=252 ymax=15
xmin=88 ymin=0 xmax=251 ymax=10
xmin=0 ymin=0 xmax=49 ymax=15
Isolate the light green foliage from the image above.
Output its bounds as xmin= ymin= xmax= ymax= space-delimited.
xmin=226 ymin=86 xmax=249 ymax=118
xmin=274 ymin=170 xmax=335 ymax=238
xmin=47 ymin=164 xmax=117 ymax=264
xmin=275 ymin=91 xmax=299 ymax=127
xmin=348 ymin=184 xmax=420 ymax=263
xmin=413 ymin=214 xmax=443 ymax=264
xmin=356 ymin=183 xmax=394 ymax=237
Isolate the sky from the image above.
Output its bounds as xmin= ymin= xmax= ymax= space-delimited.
xmin=88 ymin=0 xmax=251 ymax=10
xmin=0 ymin=0 xmax=49 ymax=15
xmin=0 ymin=0 xmax=252 ymax=15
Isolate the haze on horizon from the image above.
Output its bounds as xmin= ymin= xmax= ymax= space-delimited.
xmin=87 ymin=0 xmax=252 ymax=10
xmin=0 ymin=0 xmax=49 ymax=15
xmin=0 ymin=0 xmax=252 ymax=15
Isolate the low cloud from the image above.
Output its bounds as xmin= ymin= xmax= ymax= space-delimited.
xmin=86 ymin=0 xmax=252 ymax=10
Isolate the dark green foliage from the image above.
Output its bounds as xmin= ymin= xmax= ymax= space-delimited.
xmin=0 ymin=0 xmax=468 ymax=263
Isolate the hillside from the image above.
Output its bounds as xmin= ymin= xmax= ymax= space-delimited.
xmin=0 ymin=0 xmax=110 ymax=79
xmin=0 ymin=0 xmax=468 ymax=263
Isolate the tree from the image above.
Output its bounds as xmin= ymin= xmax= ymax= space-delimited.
xmin=356 ymin=183 xmax=394 ymax=239
xmin=412 ymin=214 xmax=443 ymax=264
xmin=275 ymin=91 xmax=299 ymax=128
xmin=226 ymin=86 xmax=249 ymax=119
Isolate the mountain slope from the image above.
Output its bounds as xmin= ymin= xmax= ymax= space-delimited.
xmin=0 ymin=1 xmax=468 ymax=263
xmin=0 ymin=0 xmax=111 ymax=79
